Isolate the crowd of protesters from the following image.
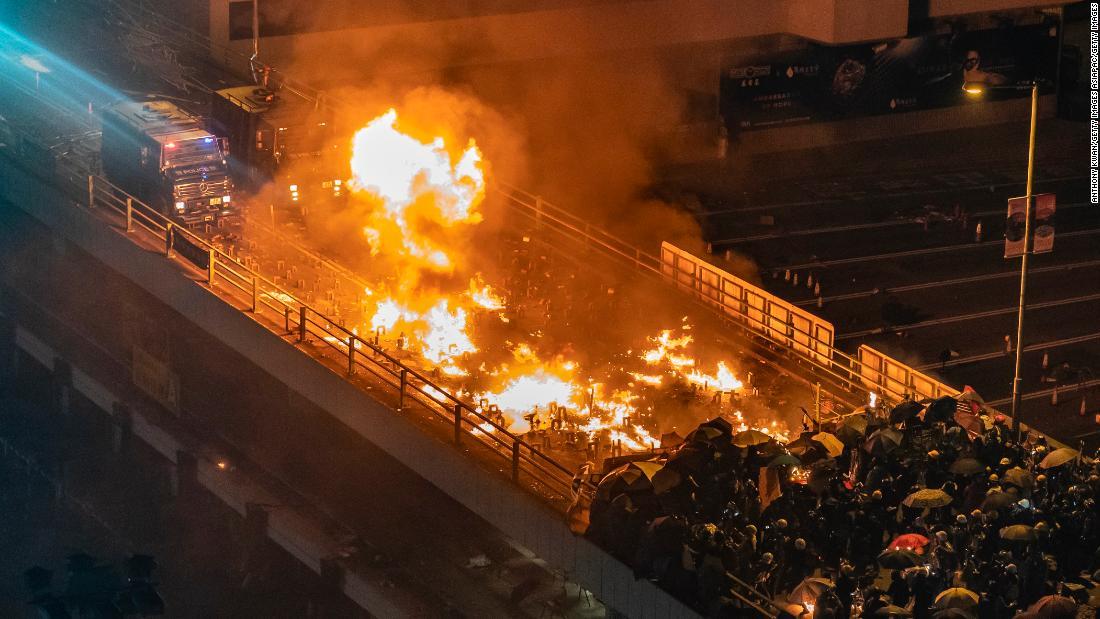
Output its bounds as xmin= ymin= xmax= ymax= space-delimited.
xmin=583 ymin=393 xmax=1100 ymax=619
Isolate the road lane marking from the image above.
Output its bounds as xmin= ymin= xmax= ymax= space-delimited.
xmin=715 ymin=200 xmax=1092 ymax=244
xmin=794 ymin=259 xmax=1100 ymax=306
xmin=771 ymin=228 xmax=1100 ymax=272
xmin=914 ymin=332 xmax=1100 ymax=371
xmin=837 ymin=292 xmax=1100 ymax=340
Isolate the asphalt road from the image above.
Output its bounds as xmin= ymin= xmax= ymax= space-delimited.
xmin=668 ymin=122 xmax=1099 ymax=447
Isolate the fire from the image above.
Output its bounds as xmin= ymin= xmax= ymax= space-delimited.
xmin=421 ymin=300 xmax=476 ymax=374
xmin=350 ymin=108 xmax=485 ymax=276
xmin=686 ymin=362 xmax=743 ymax=392
xmin=642 ymin=330 xmax=693 ymax=365
xmin=467 ymin=275 xmax=504 ymax=310
xmin=340 ymin=106 xmax=778 ymax=460
xmin=487 ymin=370 xmax=575 ymax=416
xmin=370 ymin=298 xmax=416 ymax=332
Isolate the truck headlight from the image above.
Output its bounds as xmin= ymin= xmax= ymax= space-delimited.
xmin=175 ymin=201 xmax=185 ymax=211
xmin=222 ymin=195 xmax=231 ymax=203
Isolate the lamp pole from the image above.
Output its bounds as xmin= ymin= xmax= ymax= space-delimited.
xmin=1009 ymin=82 xmax=1040 ymax=437
xmin=963 ymin=79 xmax=1044 ymax=437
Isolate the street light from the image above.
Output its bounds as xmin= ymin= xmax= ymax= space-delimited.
xmin=963 ymin=79 xmax=1042 ymax=437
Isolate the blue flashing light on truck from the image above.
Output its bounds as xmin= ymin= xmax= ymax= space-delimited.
xmin=100 ymin=100 xmax=235 ymax=226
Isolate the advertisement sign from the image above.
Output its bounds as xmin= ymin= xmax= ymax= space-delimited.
xmin=1005 ymin=196 xmax=1028 ymax=258
xmin=1032 ymin=193 xmax=1056 ymax=253
xmin=721 ymin=17 xmax=1059 ymax=131
xmin=1004 ymin=193 xmax=1056 ymax=257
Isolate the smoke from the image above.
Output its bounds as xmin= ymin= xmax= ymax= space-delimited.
xmin=245 ymin=5 xmax=794 ymax=435
xmin=269 ymin=3 xmax=710 ymax=254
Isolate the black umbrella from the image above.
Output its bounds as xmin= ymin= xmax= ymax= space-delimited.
xmin=700 ymin=416 xmax=733 ymax=436
xmin=890 ymin=401 xmax=923 ymax=424
xmin=769 ymin=453 xmax=802 ymax=468
xmin=981 ymin=491 xmax=1015 ymax=511
xmin=864 ymin=428 xmax=903 ymax=457
xmin=836 ymin=413 xmax=870 ymax=445
xmin=1017 ymin=595 xmax=1078 ymax=619
xmin=595 ymin=461 xmax=661 ymax=501
xmin=949 ymin=457 xmax=985 ymax=476
xmin=787 ymin=434 xmax=828 ymax=464
xmin=925 ymin=396 xmax=958 ymax=423
xmin=877 ymin=549 xmax=924 ymax=568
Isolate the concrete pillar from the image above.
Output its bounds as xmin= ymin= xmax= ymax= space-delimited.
xmin=111 ymin=403 xmax=133 ymax=455
xmin=52 ymin=358 xmax=72 ymax=418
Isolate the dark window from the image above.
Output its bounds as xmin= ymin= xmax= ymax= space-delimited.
xmin=228 ymin=1 xmax=255 ymax=41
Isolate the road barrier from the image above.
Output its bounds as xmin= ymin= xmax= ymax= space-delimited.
xmin=857 ymin=344 xmax=958 ymax=403
xmin=88 ymin=172 xmax=582 ymax=503
xmin=660 ymin=242 xmax=835 ymax=366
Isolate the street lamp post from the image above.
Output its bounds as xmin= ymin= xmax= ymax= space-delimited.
xmin=964 ymin=80 xmax=1041 ymax=437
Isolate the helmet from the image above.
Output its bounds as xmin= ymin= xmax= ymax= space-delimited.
xmin=935 ymin=531 xmax=948 ymax=541
xmin=989 ymin=474 xmax=1000 ymax=482
xmin=872 ymin=490 xmax=884 ymax=501
xmin=1006 ymin=564 xmax=1018 ymax=574
xmin=746 ymin=524 xmax=758 ymax=534
xmin=1017 ymin=499 xmax=1031 ymax=509
xmin=795 ymin=538 xmax=807 ymax=550
xmin=762 ymin=552 xmax=774 ymax=564
xmin=956 ymin=515 xmax=968 ymax=524
xmin=971 ymin=509 xmax=983 ymax=518
xmin=776 ymin=519 xmax=788 ymax=529
xmin=1036 ymin=474 xmax=1047 ymax=483
xmin=999 ymin=458 xmax=1011 ymax=466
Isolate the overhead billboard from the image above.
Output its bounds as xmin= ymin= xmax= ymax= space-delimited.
xmin=720 ymin=16 xmax=1059 ymax=131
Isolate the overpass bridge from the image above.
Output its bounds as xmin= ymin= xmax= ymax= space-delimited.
xmin=0 ymin=12 xmax=1049 ymax=617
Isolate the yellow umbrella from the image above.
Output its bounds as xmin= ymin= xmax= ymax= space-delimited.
xmin=732 ymin=429 xmax=773 ymax=447
xmin=1040 ymin=447 xmax=1079 ymax=469
xmin=934 ymin=588 xmax=979 ymax=610
xmin=632 ymin=461 xmax=663 ymax=479
xmin=1000 ymin=524 xmax=1036 ymax=541
xmin=903 ymin=488 xmax=953 ymax=508
xmin=812 ymin=432 xmax=845 ymax=458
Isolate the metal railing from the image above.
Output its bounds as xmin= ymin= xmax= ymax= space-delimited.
xmin=496 ymin=184 xmax=874 ymax=409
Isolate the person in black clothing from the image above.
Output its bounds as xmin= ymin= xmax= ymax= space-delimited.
xmin=910 ymin=568 xmax=934 ymax=619
xmin=886 ymin=569 xmax=910 ymax=608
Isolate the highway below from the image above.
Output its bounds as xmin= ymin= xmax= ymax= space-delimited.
xmin=667 ymin=124 xmax=1098 ymax=447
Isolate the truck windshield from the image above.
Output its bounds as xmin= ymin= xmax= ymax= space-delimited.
xmin=165 ymin=138 xmax=221 ymax=167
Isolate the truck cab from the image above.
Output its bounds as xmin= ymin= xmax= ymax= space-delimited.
xmin=210 ymin=86 xmax=344 ymax=211
xmin=101 ymin=100 xmax=235 ymax=226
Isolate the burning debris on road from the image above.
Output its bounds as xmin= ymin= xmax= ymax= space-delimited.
xmin=306 ymin=105 xmax=792 ymax=462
